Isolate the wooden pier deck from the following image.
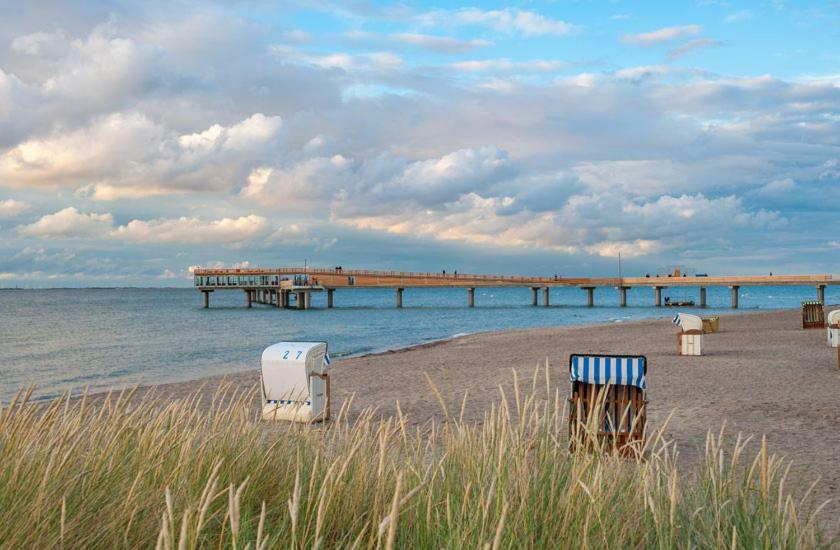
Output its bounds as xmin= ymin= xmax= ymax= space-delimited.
xmin=193 ymin=267 xmax=837 ymax=310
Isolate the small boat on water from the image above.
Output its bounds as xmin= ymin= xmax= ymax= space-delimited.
xmin=664 ymin=298 xmax=695 ymax=307
xmin=665 ymin=296 xmax=694 ymax=307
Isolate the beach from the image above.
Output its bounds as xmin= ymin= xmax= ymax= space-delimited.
xmin=145 ymin=306 xmax=840 ymax=523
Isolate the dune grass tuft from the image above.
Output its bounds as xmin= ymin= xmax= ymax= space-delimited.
xmin=0 ymin=366 xmax=833 ymax=548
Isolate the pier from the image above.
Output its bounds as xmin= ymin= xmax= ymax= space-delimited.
xmin=194 ymin=267 xmax=836 ymax=310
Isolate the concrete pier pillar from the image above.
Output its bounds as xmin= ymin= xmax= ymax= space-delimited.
xmin=542 ymin=287 xmax=550 ymax=307
xmin=296 ymin=291 xmax=305 ymax=310
xmin=620 ymin=286 xmax=629 ymax=307
xmin=700 ymin=287 xmax=707 ymax=308
xmin=531 ymin=287 xmax=539 ymax=306
xmin=396 ymin=288 xmax=404 ymax=308
xmin=468 ymin=287 xmax=475 ymax=307
xmin=817 ymin=284 xmax=826 ymax=304
xmin=654 ymin=286 xmax=664 ymax=307
xmin=203 ymin=290 xmax=210 ymax=309
xmin=730 ymin=285 xmax=739 ymax=309
xmin=245 ymin=289 xmax=252 ymax=308
xmin=281 ymin=290 xmax=289 ymax=308
xmin=582 ymin=286 xmax=595 ymax=307
xmin=276 ymin=289 xmax=283 ymax=308
xmin=327 ymin=288 xmax=334 ymax=308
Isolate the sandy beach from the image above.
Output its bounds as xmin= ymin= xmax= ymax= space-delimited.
xmin=142 ymin=307 xmax=840 ymax=522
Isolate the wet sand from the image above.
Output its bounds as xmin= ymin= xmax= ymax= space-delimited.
xmin=140 ymin=307 xmax=840 ymax=524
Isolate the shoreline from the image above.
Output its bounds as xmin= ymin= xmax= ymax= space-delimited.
xmin=11 ymin=305 xmax=815 ymax=405
xmin=338 ymin=305 xmax=785 ymax=361
xmin=67 ymin=305 xmax=801 ymax=400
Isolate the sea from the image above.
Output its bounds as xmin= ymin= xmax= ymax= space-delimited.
xmin=0 ymin=285 xmax=836 ymax=401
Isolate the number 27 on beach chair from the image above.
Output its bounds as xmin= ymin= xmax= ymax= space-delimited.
xmin=568 ymin=354 xmax=647 ymax=456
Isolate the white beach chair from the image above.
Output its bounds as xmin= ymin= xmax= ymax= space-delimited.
xmin=673 ymin=313 xmax=704 ymax=356
xmin=827 ymin=309 xmax=840 ymax=348
xmin=261 ymin=341 xmax=331 ymax=422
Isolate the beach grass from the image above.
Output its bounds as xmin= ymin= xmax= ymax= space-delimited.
xmin=0 ymin=366 xmax=833 ymax=549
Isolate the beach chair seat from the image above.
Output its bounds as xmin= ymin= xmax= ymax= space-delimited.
xmin=802 ymin=301 xmax=825 ymax=329
xmin=827 ymin=309 xmax=840 ymax=348
xmin=261 ymin=341 xmax=331 ymax=423
xmin=568 ymin=354 xmax=647 ymax=455
xmin=673 ymin=313 xmax=704 ymax=356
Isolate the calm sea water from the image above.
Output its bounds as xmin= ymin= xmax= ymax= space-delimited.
xmin=0 ymin=285 xmax=836 ymax=400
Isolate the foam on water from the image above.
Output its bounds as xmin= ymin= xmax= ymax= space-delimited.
xmin=0 ymin=285 xmax=836 ymax=400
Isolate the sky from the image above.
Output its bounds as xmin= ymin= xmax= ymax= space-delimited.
xmin=0 ymin=0 xmax=838 ymax=286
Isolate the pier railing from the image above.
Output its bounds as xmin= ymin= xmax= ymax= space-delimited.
xmin=192 ymin=266 xmax=835 ymax=287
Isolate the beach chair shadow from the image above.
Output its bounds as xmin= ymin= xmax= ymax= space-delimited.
xmin=568 ymin=354 xmax=647 ymax=459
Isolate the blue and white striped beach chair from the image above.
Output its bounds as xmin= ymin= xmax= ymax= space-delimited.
xmin=568 ymin=354 xmax=648 ymax=454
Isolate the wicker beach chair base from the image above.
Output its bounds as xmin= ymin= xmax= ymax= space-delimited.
xmin=567 ymin=354 xmax=647 ymax=458
xmin=802 ymin=301 xmax=825 ymax=329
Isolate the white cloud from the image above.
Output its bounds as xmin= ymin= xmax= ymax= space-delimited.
xmin=10 ymin=31 xmax=67 ymax=56
xmin=390 ymin=33 xmax=492 ymax=54
xmin=614 ymin=65 xmax=675 ymax=81
xmin=585 ymin=240 xmax=663 ymax=258
xmin=110 ymin=215 xmax=269 ymax=244
xmin=239 ymin=155 xmax=353 ymax=209
xmin=724 ymin=10 xmax=753 ymax=24
xmin=239 ymin=147 xmax=511 ymax=217
xmin=0 ymin=199 xmax=29 ymax=217
xmin=18 ymin=207 xmax=270 ymax=246
xmin=450 ymin=59 xmax=568 ymax=73
xmin=756 ymin=178 xmax=796 ymax=196
xmin=574 ymin=160 xmax=689 ymax=196
xmin=75 ymin=183 xmax=179 ymax=201
xmin=41 ymin=24 xmax=162 ymax=107
xmin=669 ymin=38 xmax=723 ymax=59
xmin=562 ymin=72 xmax=599 ymax=87
xmin=265 ymin=224 xmax=336 ymax=249
xmin=0 ymin=112 xmax=163 ymax=186
xmin=180 ymin=113 xmax=283 ymax=152
xmin=419 ymin=8 xmax=578 ymax=37
xmin=19 ymin=207 xmax=114 ymax=238
xmin=0 ymin=112 xmax=282 ymax=197
xmin=338 ymin=191 xmax=781 ymax=260
xmin=274 ymin=47 xmax=404 ymax=72
xmin=479 ymin=78 xmax=519 ymax=93
xmin=622 ymin=25 xmax=702 ymax=45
